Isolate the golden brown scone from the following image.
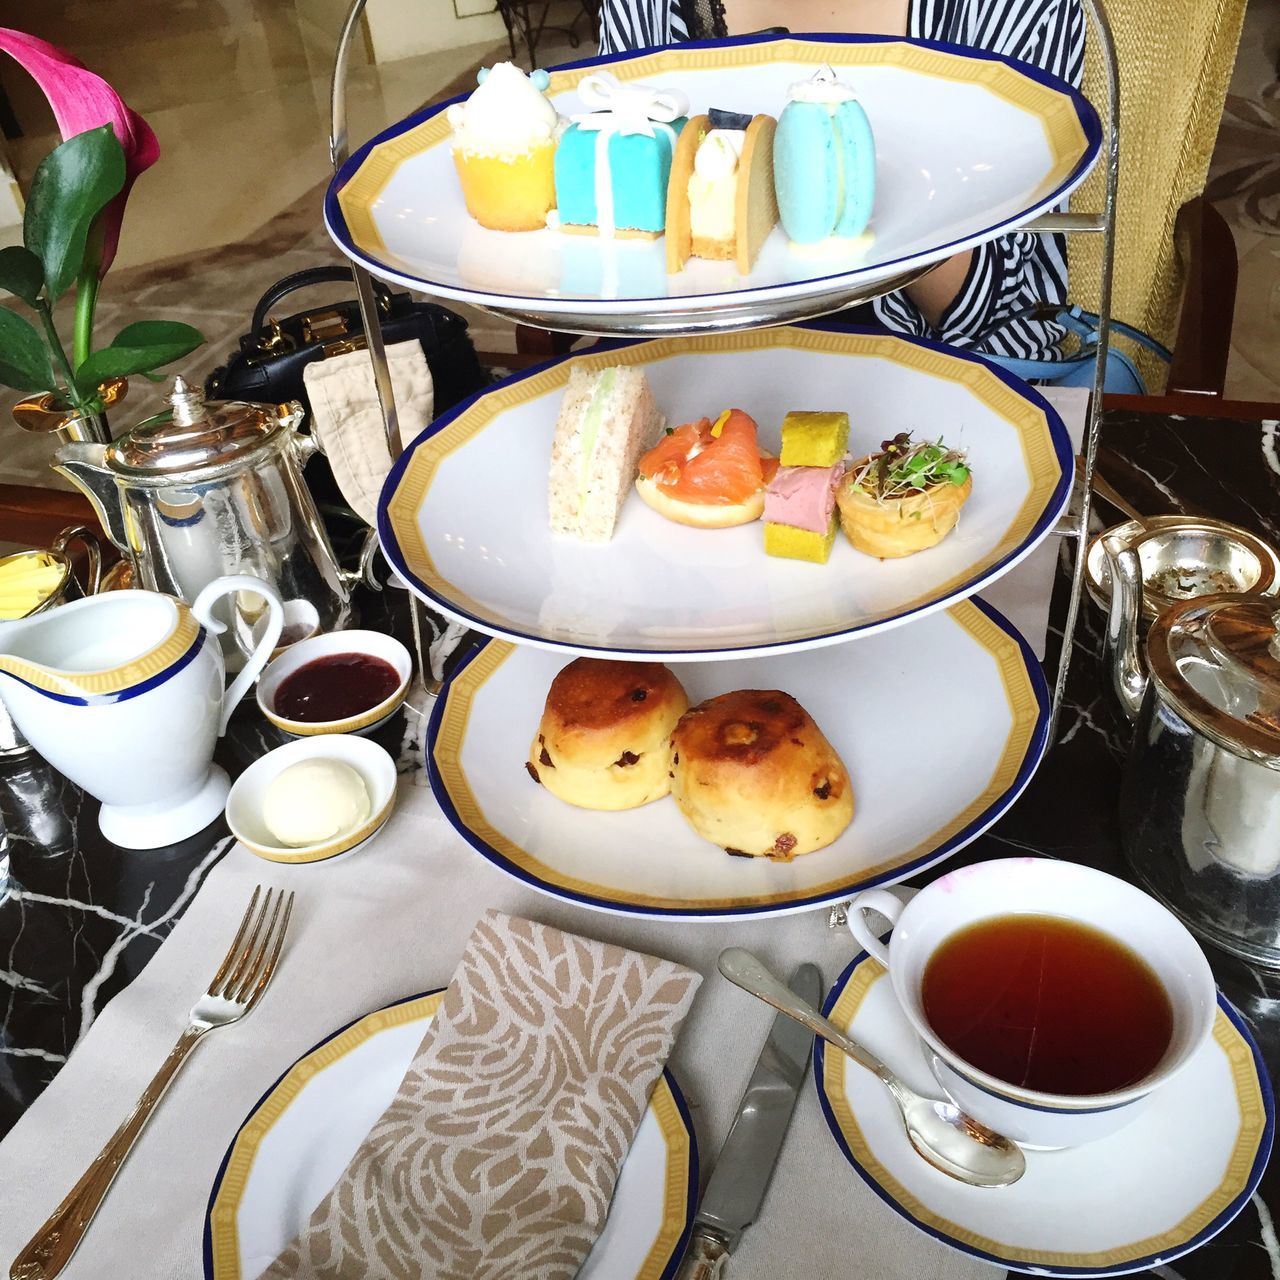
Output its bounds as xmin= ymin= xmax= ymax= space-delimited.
xmin=670 ymin=689 xmax=853 ymax=858
xmin=527 ymin=658 xmax=689 ymax=810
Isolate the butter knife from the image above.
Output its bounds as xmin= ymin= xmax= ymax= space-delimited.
xmin=676 ymin=962 xmax=822 ymax=1279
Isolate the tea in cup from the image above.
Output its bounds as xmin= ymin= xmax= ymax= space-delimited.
xmin=846 ymin=858 xmax=1217 ymax=1148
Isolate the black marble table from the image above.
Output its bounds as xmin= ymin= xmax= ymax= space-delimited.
xmin=3 ymin=401 xmax=1280 ymax=1280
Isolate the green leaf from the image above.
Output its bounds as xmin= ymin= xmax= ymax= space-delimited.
xmin=0 ymin=306 xmax=56 ymax=391
xmin=0 ymin=246 xmax=45 ymax=306
xmin=24 ymin=126 xmax=125 ymax=300
xmin=112 ymin=320 xmax=206 ymax=351
xmin=74 ymin=318 xmax=205 ymax=396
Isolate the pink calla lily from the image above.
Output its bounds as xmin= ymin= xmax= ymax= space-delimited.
xmin=0 ymin=27 xmax=158 ymax=277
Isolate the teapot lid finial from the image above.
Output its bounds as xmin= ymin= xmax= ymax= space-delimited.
xmin=169 ymin=376 xmax=207 ymax=428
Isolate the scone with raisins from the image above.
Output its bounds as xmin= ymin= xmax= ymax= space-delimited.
xmin=670 ymin=689 xmax=853 ymax=858
xmin=527 ymin=658 xmax=689 ymax=810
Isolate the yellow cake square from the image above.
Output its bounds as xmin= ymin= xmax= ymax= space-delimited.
xmin=764 ymin=517 xmax=839 ymax=564
xmin=779 ymin=411 xmax=850 ymax=468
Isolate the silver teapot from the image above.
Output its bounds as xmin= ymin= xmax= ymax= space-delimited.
xmin=1107 ymin=544 xmax=1280 ymax=968
xmin=55 ymin=378 xmax=353 ymax=669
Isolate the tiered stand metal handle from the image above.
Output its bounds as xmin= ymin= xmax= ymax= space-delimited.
xmin=328 ymin=0 xmax=1120 ymax=739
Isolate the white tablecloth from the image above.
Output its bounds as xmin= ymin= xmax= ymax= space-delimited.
xmin=0 ymin=389 xmax=1089 ymax=1278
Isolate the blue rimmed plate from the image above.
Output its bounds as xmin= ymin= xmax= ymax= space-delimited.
xmin=379 ymin=325 xmax=1072 ymax=661
xmin=204 ymin=991 xmax=696 ymax=1279
xmin=425 ymin=597 xmax=1050 ymax=921
xmin=815 ymin=952 xmax=1275 ymax=1276
xmin=326 ymin=34 xmax=1100 ymax=328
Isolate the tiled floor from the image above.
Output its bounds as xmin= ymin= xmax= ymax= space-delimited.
xmin=0 ymin=0 xmax=1275 ymax=500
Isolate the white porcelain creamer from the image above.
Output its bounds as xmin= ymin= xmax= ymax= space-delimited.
xmin=0 ymin=576 xmax=282 ymax=849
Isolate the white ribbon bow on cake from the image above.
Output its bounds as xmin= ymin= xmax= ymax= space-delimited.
xmin=570 ymin=72 xmax=689 ymax=238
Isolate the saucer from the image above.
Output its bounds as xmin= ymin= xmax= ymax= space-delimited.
xmin=815 ymin=951 xmax=1274 ymax=1276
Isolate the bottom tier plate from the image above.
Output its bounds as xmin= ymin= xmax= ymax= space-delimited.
xmin=426 ymin=597 xmax=1049 ymax=920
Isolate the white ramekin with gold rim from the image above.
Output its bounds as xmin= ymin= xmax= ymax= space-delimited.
xmin=226 ymin=735 xmax=397 ymax=864
xmin=256 ymin=629 xmax=411 ymax=736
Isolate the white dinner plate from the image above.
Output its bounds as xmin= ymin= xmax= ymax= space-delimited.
xmin=379 ymin=325 xmax=1072 ymax=661
xmin=815 ymin=953 xmax=1275 ymax=1276
xmin=326 ymin=35 xmax=1100 ymax=329
xmin=204 ymin=992 xmax=697 ymax=1279
xmin=425 ymin=597 xmax=1049 ymax=920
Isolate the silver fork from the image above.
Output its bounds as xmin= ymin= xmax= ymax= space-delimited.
xmin=10 ymin=886 xmax=295 ymax=1280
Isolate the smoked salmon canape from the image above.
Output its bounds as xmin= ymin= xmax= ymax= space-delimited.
xmin=634 ymin=409 xmax=778 ymax=528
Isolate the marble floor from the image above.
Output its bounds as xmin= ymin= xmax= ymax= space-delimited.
xmin=0 ymin=2 xmax=586 ymax=489
xmin=0 ymin=0 xmax=1275 ymax=497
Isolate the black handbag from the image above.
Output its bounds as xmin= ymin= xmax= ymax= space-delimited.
xmin=204 ymin=265 xmax=489 ymax=418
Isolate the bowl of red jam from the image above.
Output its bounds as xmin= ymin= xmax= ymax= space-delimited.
xmin=256 ymin=629 xmax=412 ymax=736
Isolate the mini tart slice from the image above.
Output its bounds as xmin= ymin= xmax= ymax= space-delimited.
xmin=837 ymin=454 xmax=973 ymax=558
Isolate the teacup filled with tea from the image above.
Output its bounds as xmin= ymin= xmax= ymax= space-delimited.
xmin=846 ymin=858 xmax=1217 ymax=1148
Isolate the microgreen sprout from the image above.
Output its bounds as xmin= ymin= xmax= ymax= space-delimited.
xmin=851 ymin=432 xmax=970 ymax=502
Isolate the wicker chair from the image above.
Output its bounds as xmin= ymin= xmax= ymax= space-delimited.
xmin=1071 ymin=0 xmax=1247 ymax=393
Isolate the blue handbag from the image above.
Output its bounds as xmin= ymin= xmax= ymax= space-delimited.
xmin=979 ymin=305 xmax=1172 ymax=395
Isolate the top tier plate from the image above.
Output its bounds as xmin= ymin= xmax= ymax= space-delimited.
xmin=325 ymin=35 xmax=1101 ymax=334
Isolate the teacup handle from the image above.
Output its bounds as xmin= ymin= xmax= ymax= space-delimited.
xmin=191 ymin=576 xmax=284 ymax=734
xmin=845 ymin=887 xmax=906 ymax=968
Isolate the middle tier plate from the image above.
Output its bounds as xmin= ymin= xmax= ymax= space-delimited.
xmin=426 ymin=597 xmax=1049 ymax=921
xmin=380 ymin=325 xmax=1072 ymax=661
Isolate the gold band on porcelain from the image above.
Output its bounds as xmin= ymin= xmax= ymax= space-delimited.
xmin=821 ymin=958 xmax=1269 ymax=1269
xmin=0 ymin=605 xmax=201 ymax=697
xmin=205 ymin=994 xmax=692 ymax=1280
xmin=262 ymin=686 xmax=408 ymax=737
xmin=237 ymin=799 xmax=392 ymax=865
xmin=338 ymin=39 xmax=1088 ymax=257
xmin=431 ymin=600 xmax=1041 ymax=910
xmin=386 ymin=330 xmax=1061 ymax=639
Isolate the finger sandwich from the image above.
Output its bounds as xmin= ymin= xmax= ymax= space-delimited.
xmin=548 ymin=365 xmax=664 ymax=542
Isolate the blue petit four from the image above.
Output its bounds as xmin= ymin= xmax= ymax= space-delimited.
xmin=553 ymin=71 xmax=689 ymax=238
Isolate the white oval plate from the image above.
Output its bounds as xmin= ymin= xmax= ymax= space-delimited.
xmin=204 ymin=992 xmax=697 ymax=1279
xmin=815 ymin=952 xmax=1274 ymax=1276
xmin=326 ymin=35 xmax=1100 ymax=325
xmin=379 ymin=326 xmax=1072 ymax=661
xmin=425 ymin=598 xmax=1049 ymax=920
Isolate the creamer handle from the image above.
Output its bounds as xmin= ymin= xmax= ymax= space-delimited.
xmin=191 ymin=576 xmax=284 ymax=734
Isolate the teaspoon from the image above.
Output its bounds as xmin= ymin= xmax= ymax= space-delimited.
xmin=717 ymin=947 xmax=1026 ymax=1188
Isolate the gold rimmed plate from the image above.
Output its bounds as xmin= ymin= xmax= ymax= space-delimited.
xmin=425 ymin=597 xmax=1050 ymax=920
xmin=816 ymin=952 xmax=1274 ymax=1276
xmin=378 ymin=325 xmax=1072 ymax=661
xmin=326 ymin=34 xmax=1100 ymax=331
xmin=203 ymin=992 xmax=696 ymax=1279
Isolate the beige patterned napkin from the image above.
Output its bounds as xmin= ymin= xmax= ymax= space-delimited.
xmin=264 ymin=910 xmax=702 ymax=1280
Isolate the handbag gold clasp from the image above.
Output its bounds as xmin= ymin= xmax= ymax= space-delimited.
xmin=302 ymin=308 xmax=352 ymax=344
xmin=257 ymin=317 xmax=295 ymax=354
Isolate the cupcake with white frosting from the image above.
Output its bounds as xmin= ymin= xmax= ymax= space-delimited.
xmin=448 ymin=63 xmax=561 ymax=231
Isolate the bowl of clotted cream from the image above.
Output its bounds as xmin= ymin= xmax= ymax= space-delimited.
xmin=226 ymin=734 xmax=396 ymax=863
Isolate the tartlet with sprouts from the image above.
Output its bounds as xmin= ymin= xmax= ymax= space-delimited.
xmin=836 ymin=432 xmax=972 ymax=558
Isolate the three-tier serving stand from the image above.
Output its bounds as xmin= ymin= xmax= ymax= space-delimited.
xmin=324 ymin=0 xmax=1121 ymax=890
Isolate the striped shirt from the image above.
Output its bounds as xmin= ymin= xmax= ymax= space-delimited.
xmin=598 ymin=0 xmax=1085 ymax=360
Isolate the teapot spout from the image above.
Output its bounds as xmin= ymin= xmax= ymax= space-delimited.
xmin=52 ymin=442 xmax=128 ymax=552
xmin=1105 ymin=542 xmax=1148 ymax=721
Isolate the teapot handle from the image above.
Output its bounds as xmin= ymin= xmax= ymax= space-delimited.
xmin=191 ymin=576 xmax=284 ymax=734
